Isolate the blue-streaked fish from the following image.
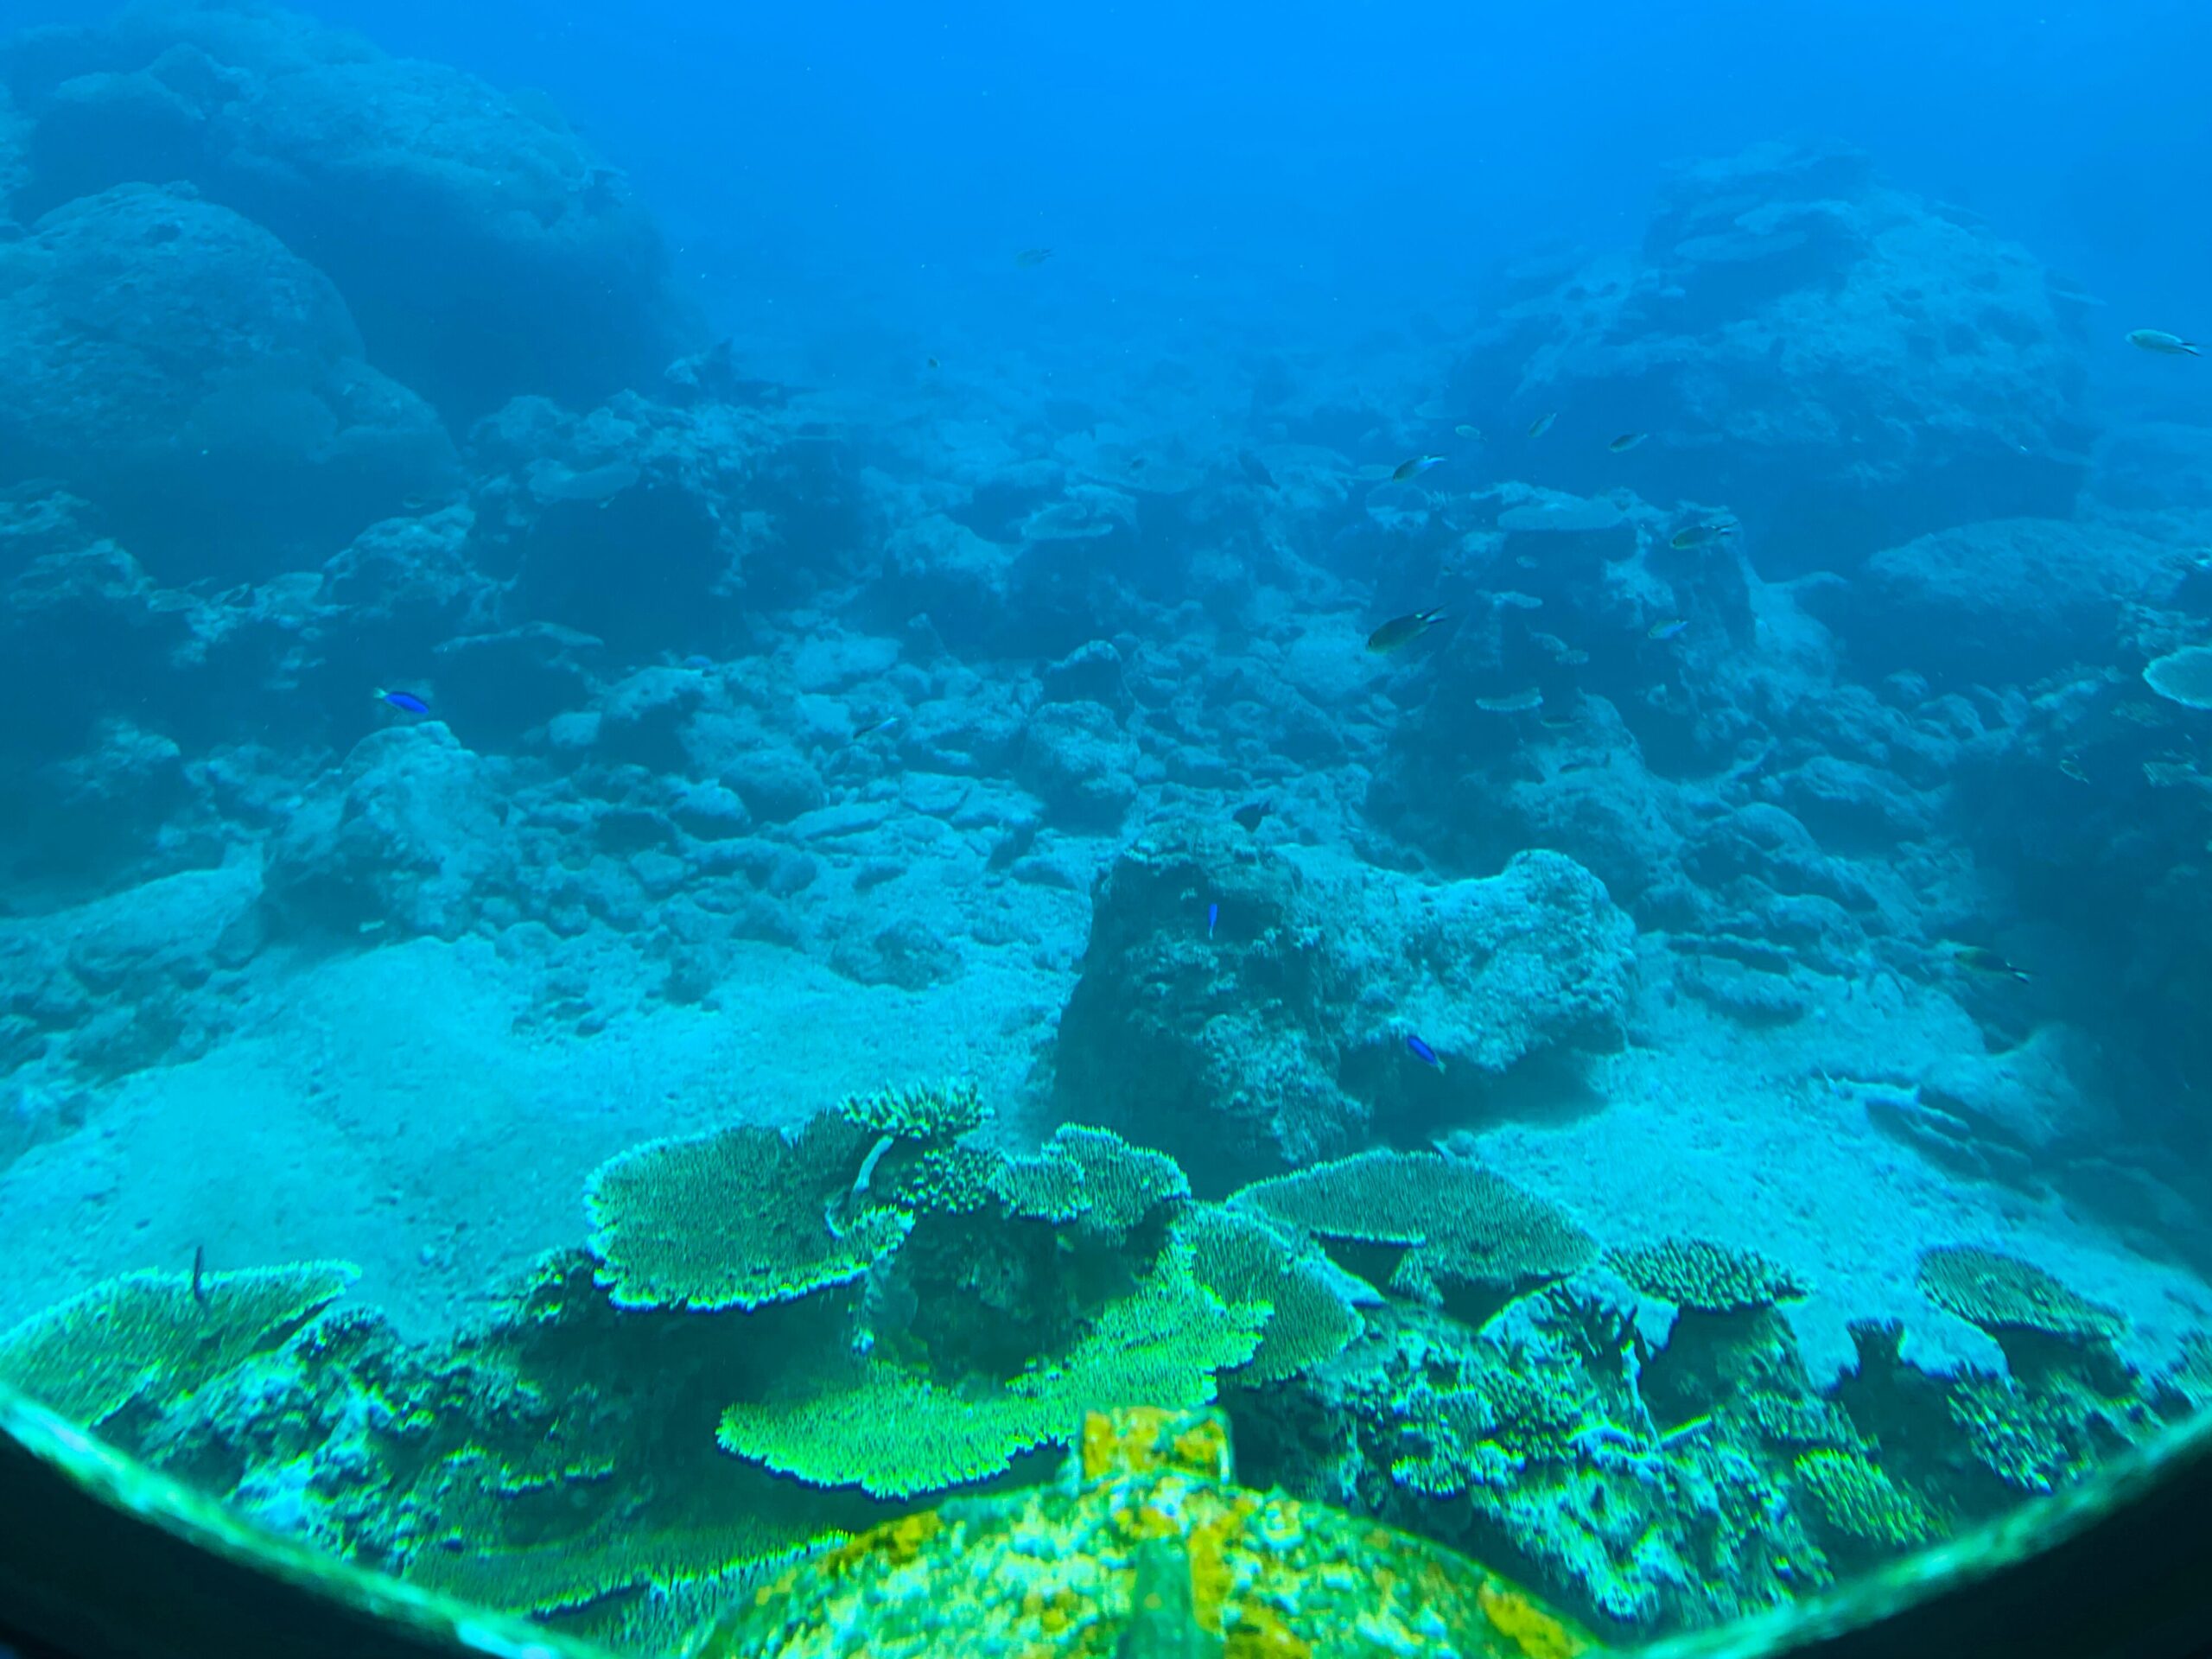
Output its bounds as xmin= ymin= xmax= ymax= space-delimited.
xmin=1367 ymin=607 xmax=1446 ymax=653
xmin=1941 ymin=941 xmax=2031 ymax=982
xmin=1391 ymin=454 xmax=1446 ymax=482
xmin=1528 ymin=412 xmax=1558 ymax=439
xmin=1406 ymin=1033 xmax=1445 ymax=1071
xmin=2127 ymin=328 xmax=2198 ymax=357
xmin=1669 ymin=521 xmax=1736 ymax=550
xmin=1015 ymin=247 xmax=1054 ymax=269
xmin=1608 ymin=431 xmax=1649 ymax=453
xmin=1648 ymin=618 xmax=1689 ymax=641
xmin=376 ymin=689 xmax=429 ymax=715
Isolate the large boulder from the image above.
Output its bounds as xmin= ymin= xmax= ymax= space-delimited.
xmin=1821 ymin=518 xmax=2190 ymax=687
xmin=1052 ymin=823 xmax=1637 ymax=1190
xmin=3 ymin=2 xmax=696 ymax=417
xmin=1444 ymin=143 xmax=2092 ymax=576
xmin=0 ymin=182 xmax=458 ymax=582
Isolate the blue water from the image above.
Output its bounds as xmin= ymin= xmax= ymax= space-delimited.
xmin=1 ymin=0 xmax=2209 ymax=1649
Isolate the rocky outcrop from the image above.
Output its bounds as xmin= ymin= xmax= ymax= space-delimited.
xmin=1052 ymin=823 xmax=1636 ymax=1190
xmin=1443 ymin=143 xmax=2093 ymax=576
xmin=0 ymin=183 xmax=458 ymax=582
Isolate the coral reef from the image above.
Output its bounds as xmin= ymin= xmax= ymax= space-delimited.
xmin=0 ymin=1086 xmax=2198 ymax=1649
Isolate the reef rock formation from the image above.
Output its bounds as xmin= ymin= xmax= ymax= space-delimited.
xmin=1 ymin=3 xmax=696 ymax=417
xmin=1444 ymin=142 xmax=2093 ymax=576
xmin=1052 ymin=823 xmax=1636 ymax=1189
xmin=0 ymin=182 xmax=458 ymax=582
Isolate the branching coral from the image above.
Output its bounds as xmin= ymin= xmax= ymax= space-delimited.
xmin=1176 ymin=1204 xmax=1363 ymax=1384
xmin=839 ymin=1078 xmax=988 ymax=1144
xmin=1791 ymin=1449 xmax=1939 ymax=1548
xmin=1231 ymin=1150 xmax=1596 ymax=1295
xmin=992 ymin=1123 xmax=1190 ymax=1239
xmin=585 ymin=1118 xmax=910 ymax=1311
xmin=1915 ymin=1245 xmax=2125 ymax=1343
xmin=1605 ymin=1238 xmax=1811 ymax=1313
xmin=0 ymin=1260 xmax=358 ymax=1426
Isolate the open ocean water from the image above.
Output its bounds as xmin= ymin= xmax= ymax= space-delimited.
xmin=0 ymin=1 xmax=2209 ymax=1654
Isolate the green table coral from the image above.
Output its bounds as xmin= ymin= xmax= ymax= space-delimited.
xmin=1916 ymin=1245 xmax=2125 ymax=1343
xmin=0 ymin=1260 xmax=358 ymax=1427
xmin=990 ymin=1123 xmax=1190 ymax=1239
xmin=1605 ymin=1237 xmax=1811 ymax=1313
xmin=1230 ymin=1148 xmax=1597 ymax=1295
xmin=717 ymin=1243 xmax=1260 ymax=1499
xmin=586 ymin=1118 xmax=912 ymax=1311
xmin=1176 ymin=1204 xmax=1363 ymax=1384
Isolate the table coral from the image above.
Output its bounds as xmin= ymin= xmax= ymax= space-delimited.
xmin=1915 ymin=1245 xmax=2125 ymax=1344
xmin=0 ymin=1260 xmax=357 ymax=1427
xmin=584 ymin=1117 xmax=910 ymax=1312
xmin=1605 ymin=1239 xmax=1812 ymax=1313
xmin=1232 ymin=1150 xmax=1598 ymax=1297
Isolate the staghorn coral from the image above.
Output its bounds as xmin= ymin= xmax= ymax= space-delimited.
xmin=839 ymin=1077 xmax=988 ymax=1144
xmin=716 ymin=1243 xmax=1260 ymax=1500
xmin=585 ymin=1116 xmax=911 ymax=1311
xmin=1792 ymin=1448 xmax=1940 ymax=1549
xmin=992 ymin=1123 xmax=1191 ymax=1239
xmin=1605 ymin=1238 xmax=1812 ymax=1313
xmin=1915 ymin=1245 xmax=2125 ymax=1343
xmin=1231 ymin=1150 xmax=1597 ymax=1296
xmin=1177 ymin=1205 xmax=1363 ymax=1384
xmin=2143 ymin=644 xmax=2212 ymax=710
xmin=0 ymin=1260 xmax=357 ymax=1426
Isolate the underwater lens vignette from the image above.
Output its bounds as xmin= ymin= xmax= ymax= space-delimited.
xmin=0 ymin=0 xmax=2209 ymax=1653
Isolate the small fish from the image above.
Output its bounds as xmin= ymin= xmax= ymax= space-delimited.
xmin=1129 ymin=457 xmax=1147 ymax=472
xmin=2127 ymin=328 xmax=2199 ymax=357
xmin=2058 ymin=755 xmax=2088 ymax=785
xmin=1475 ymin=689 xmax=1543 ymax=714
xmin=1648 ymin=618 xmax=1690 ymax=641
xmin=681 ymin=654 xmax=715 ymax=670
xmin=1943 ymin=942 xmax=2031 ymax=982
xmin=376 ymin=688 xmax=429 ymax=715
xmin=1557 ymin=648 xmax=1589 ymax=666
xmin=1207 ymin=902 xmax=1219 ymax=938
xmin=1528 ymin=412 xmax=1558 ymax=439
xmin=853 ymin=715 xmax=901 ymax=741
xmin=1015 ymin=246 xmax=1054 ymax=269
xmin=1669 ymin=522 xmax=1737 ymax=550
xmin=1230 ymin=800 xmax=1271 ymax=831
xmin=1367 ymin=607 xmax=1446 ymax=654
xmin=191 ymin=1244 xmax=210 ymax=1309
xmin=1608 ymin=431 xmax=1649 ymax=453
xmin=1453 ymin=424 xmax=1484 ymax=441
xmin=1390 ymin=454 xmax=1446 ymax=482
xmin=1406 ymin=1033 xmax=1445 ymax=1071
xmin=926 ymin=356 xmax=940 ymax=369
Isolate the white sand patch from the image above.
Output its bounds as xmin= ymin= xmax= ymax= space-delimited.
xmin=0 ymin=932 xmax=1060 ymax=1342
